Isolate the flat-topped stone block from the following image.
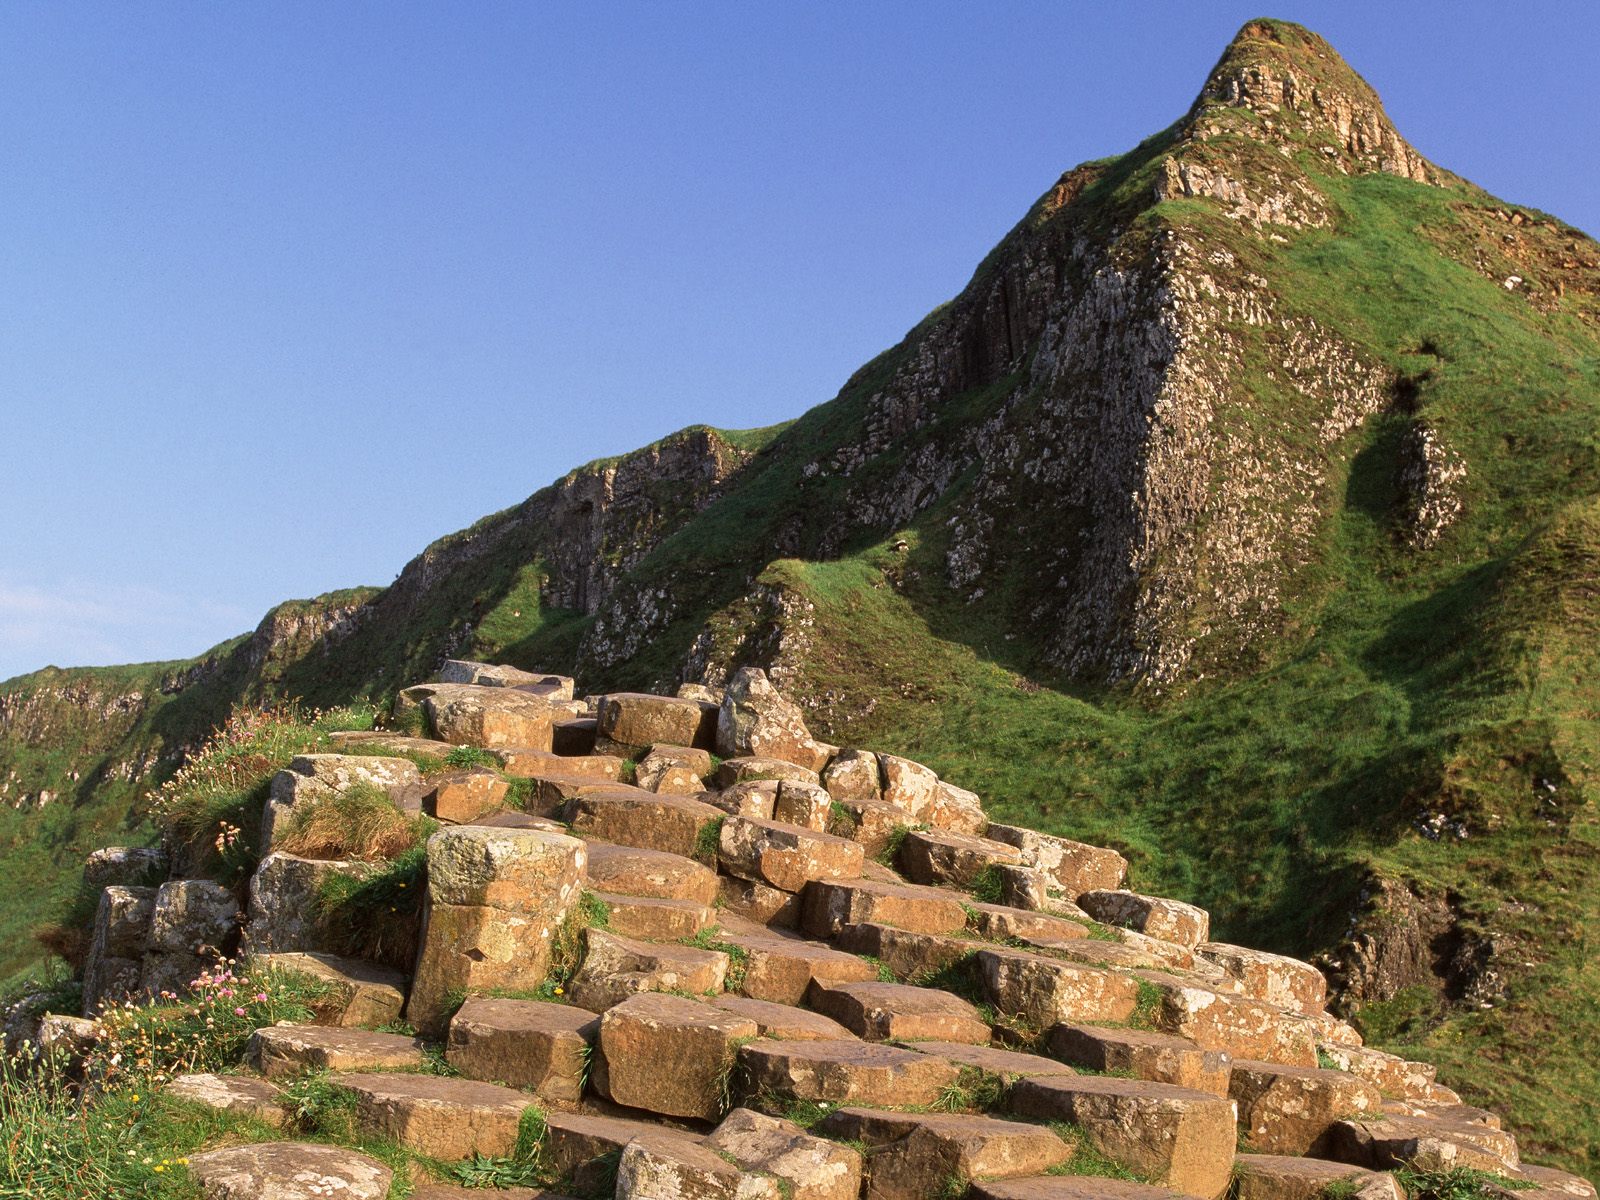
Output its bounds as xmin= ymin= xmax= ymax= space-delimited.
xmin=825 ymin=797 xmax=906 ymax=857
xmin=400 ymin=682 xmax=557 ymax=750
xmin=596 ymin=692 xmax=718 ymax=755
xmin=877 ymin=754 xmax=940 ymax=820
xmin=1007 ymin=1074 xmax=1237 ymax=1199
xmin=427 ymin=766 xmax=511 ymax=823
xmin=256 ymin=951 xmax=407 ymax=1029
xmin=833 ymin=922 xmax=983 ymax=981
xmin=167 ymin=1073 xmax=287 ymax=1127
xmin=264 ymin=753 xmax=422 ymax=847
xmin=249 ymin=1024 xmax=426 ymax=1079
xmin=1079 ymin=890 xmax=1210 ymax=947
xmin=808 ymin=979 xmax=990 ymax=1044
xmin=720 ymin=875 xmax=804 ymax=928
xmin=801 ymin=877 xmax=969 ymax=939
xmin=1318 ymin=1041 xmax=1439 ymax=1100
xmin=1233 ymin=1154 xmax=1403 ymax=1200
xmin=970 ymin=1178 xmax=1193 ymax=1200
xmin=710 ymin=994 xmax=856 ymax=1041
xmin=1048 ymin=1022 xmax=1232 ymax=1096
xmin=1231 ymin=1057 xmax=1383 ymax=1154
xmin=542 ymin=1111 xmax=706 ymax=1196
xmin=716 ymin=756 xmax=822 ymax=787
xmin=592 ymin=891 xmax=715 ymax=940
xmin=1139 ymin=972 xmax=1318 ymax=1067
xmin=899 ymin=829 xmax=1022 ymax=888
xmin=496 ymin=748 xmax=624 ymax=781
xmin=774 ymin=780 xmax=833 ymax=831
xmin=821 ymin=750 xmax=882 ymax=803
xmin=966 ymin=903 xmax=1090 ymax=945
xmin=566 ymin=789 xmax=724 ymax=859
xmin=976 ymin=946 xmax=1142 ymax=1026
xmin=446 ymin=996 xmax=598 ymax=1101
xmin=984 ymin=826 xmax=1129 ymax=896
xmin=616 ymin=1135 xmax=783 ymax=1199
xmin=714 ymin=929 xmax=879 ymax=1004
xmin=1325 ymin=1113 xmax=1519 ymax=1173
xmin=738 ymin=1037 xmax=961 ymax=1107
xmin=598 ymin=992 xmax=760 ymax=1120
xmin=567 ymin=928 xmax=728 ymax=1011
xmin=186 ymin=1141 xmax=392 ymax=1200
xmin=709 ymin=1107 xmax=863 ymax=1200
xmin=829 ymin=1109 xmax=1072 ymax=1200
xmin=905 ymin=1040 xmax=1079 ymax=1083
xmin=720 ymin=816 xmax=866 ymax=893
xmin=1197 ymin=942 xmax=1327 ymax=1014
xmin=583 ymin=842 xmax=719 ymax=905
xmin=333 ymin=1071 xmax=541 ymax=1160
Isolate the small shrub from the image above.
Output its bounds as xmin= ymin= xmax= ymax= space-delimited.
xmin=1394 ymin=1166 xmax=1534 ymax=1200
xmin=877 ymin=824 xmax=912 ymax=866
xmin=968 ymin=865 xmax=1006 ymax=905
xmin=313 ymin=843 xmax=429 ymax=970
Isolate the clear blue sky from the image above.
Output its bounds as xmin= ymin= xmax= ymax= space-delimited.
xmin=2 ymin=2 xmax=1596 ymax=682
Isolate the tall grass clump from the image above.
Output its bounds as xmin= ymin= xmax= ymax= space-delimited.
xmin=275 ymin=783 xmax=430 ymax=863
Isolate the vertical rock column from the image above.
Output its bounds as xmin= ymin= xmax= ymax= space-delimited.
xmin=407 ymin=826 xmax=588 ymax=1035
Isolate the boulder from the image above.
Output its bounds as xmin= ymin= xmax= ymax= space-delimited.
xmin=615 ymin=1135 xmax=783 ymax=1199
xmin=249 ymin=1024 xmax=427 ymax=1079
xmin=1140 ymin=973 xmax=1318 ymax=1067
xmin=186 ymin=1142 xmax=392 ymax=1200
xmin=1325 ymin=1113 xmax=1519 ymax=1172
xmin=1047 ymin=1023 xmax=1232 ymax=1096
xmin=720 ymin=817 xmax=866 ymax=893
xmin=833 ymin=923 xmax=981 ymax=982
xmin=543 ymin=1112 xmax=707 ymax=1196
xmin=408 ymin=826 xmax=588 ymax=1034
xmin=906 ymin=1040 xmax=1079 ymax=1083
xmin=774 ymin=781 xmax=833 ymax=831
xmin=710 ymin=780 xmax=780 ymax=819
xmin=83 ymin=846 xmax=166 ymax=890
xmin=447 ymin=997 xmax=598 ymax=1101
xmin=1230 ymin=1058 xmax=1383 ymax=1154
xmin=824 ymin=797 xmax=907 ymax=857
xmin=401 ymin=682 xmax=558 ymax=750
xmin=1196 ymin=943 xmax=1327 ymax=1015
xmin=495 ymin=747 xmax=625 ymax=780
xmin=596 ymin=692 xmax=718 ymax=755
xmin=899 ymin=829 xmax=1021 ymax=888
xmin=437 ymin=660 xmax=575 ymax=698
xmin=263 ymin=754 xmax=421 ymax=847
xmin=926 ymin=781 xmax=989 ymax=836
xmin=594 ymin=892 xmax=715 ymax=940
xmin=966 ymin=904 xmax=1090 ymax=946
xmin=877 ymin=754 xmax=940 ymax=821
xmin=976 ymin=947 xmax=1142 ymax=1026
xmin=567 ymin=929 xmax=729 ymax=1012
xmin=714 ymin=930 xmax=878 ymax=1004
xmin=709 ymin=995 xmax=856 ymax=1041
xmin=717 ymin=668 xmax=831 ymax=771
xmin=1318 ymin=1042 xmax=1439 ymax=1100
xmin=243 ymin=853 xmax=375 ymax=958
xmin=719 ymin=876 xmax=804 ymax=928
xmin=822 ymin=750 xmax=883 ymax=802
xmin=984 ymin=825 xmax=1128 ymax=896
xmin=596 ymin=992 xmax=760 ymax=1120
xmin=636 ymin=744 xmax=714 ymax=793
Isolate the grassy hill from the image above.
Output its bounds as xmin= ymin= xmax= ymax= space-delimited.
xmin=3 ymin=18 xmax=1597 ymax=1182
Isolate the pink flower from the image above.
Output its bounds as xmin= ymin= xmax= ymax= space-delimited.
xmin=254 ymin=993 xmax=268 ymax=1003
xmin=233 ymin=1007 xmax=246 ymax=1017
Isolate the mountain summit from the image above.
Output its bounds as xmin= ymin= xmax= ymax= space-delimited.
xmin=4 ymin=19 xmax=1599 ymax=1180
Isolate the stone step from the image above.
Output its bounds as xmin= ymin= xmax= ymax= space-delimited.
xmin=815 ymin=1108 xmax=1072 ymax=1200
xmin=965 ymin=903 xmax=1091 ymax=945
xmin=1007 ymin=1074 xmax=1237 ymax=1199
xmin=833 ymin=922 xmax=982 ymax=981
xmin=1233 ymin=1153 xmax=1402 ymax=1200
xmin=773 ymin=781 xmax=834 ymax=831
xmin=582 ymin=844 xmax=720 ymax=902
xmin=1196 ymin=942 xmax=1327 ymax=1014
xmin=567 ymin=928 xmax=729 ymax=1012
xmin=255 ymin=951 xmax=407 ymax=1029
xmin=551 ymin=716 xmax=599 ymax=756
xmin=824 ymin=796 xmax=908 ymax=857
xmin=1230 ymin=1058 xmax=1384 ymax=1154
xmin=399 ymin=682 xmax=557 ymax=751
xmin=983 ymin=825 xmax=1129 ymax=896
xmin=709 ymin=994 xmax=856 ymax=1041
xmin=565 ymin=789 xmax=725 ymax=859
xmin=592 ymin=891 xmax=716 ymax=940
xmin=1325 ymin=1113 xmax=1519 ymax=1172
xmin=898 ymin=828 xmax=1022 ymax=888
xmin=513 ymin=772 xmax=629 ymax=818
xmin=1317 ymin=1041 xmax=1439 ymax=1100
xmin=187 ymin=1142 xmax=393 ymax=1200
xmin=713 ymin=929 xmax=879 ymax=1005
xmin=249 ymin=1024 xmax=427 ymax=1079
xmin=1137 ymin=972 xmax=1318 ymax=1067
xmin=708 ymin=1107 xmax=864 ymax=1200
xmin=720 ymin=816 xmax=867 ymax=893
xmin=1046 ymin=1022 xmax=1232 ymax=1096
xmin=446 ymin=996 xmax=598 ymax=1101
xmin=615 ymin=1134 xmax=783 ymax=1199
xmin=1509 ymin=1166 xmax=1600 ymax=1200
xmin=821 ymin=749 xmax=882 ymax=803
xmin=595 ymin=992 xmax=760 ymax=1121
xmin=332 ymin=1071 xmax=541 ymax=1160
xmin=975 ymin=946 xmax=1142 ymax=1026
xmin=167 ymin=1072 xmax=287 ymax=1127
xmin=264 ymin=753 xmax=422 ymax=847
xmin=1078 ymin=890 xmax=1211 ymax=948
xmin=720 ymin=875 xmax=804 ymax=927
xmin=425 ymin=766 xmax=511 ymax=823
xmin=737 ymin=1037 xmax=961 ymax=1108
xmin=542 ymin=1110 xmax=706 ymax=1196
xmin=636 ymin=746 xmax=712 ymax=795
xmin=595 ymin=692 xmax=719 ymax=756
xmin=716 ymin=756 xmax=822 ymax=787
xmin=328 ymin=730 xmax=459 ymax=759
xmin=495 ymin=747 xmax=625 ymax=780
xmin=801 ymin=878 xmax=970 ymax=939
xmin=904 ymin=1040 xmax=1079 ymax=1084
xmin=710 ymin=780 xmax=781 ymax=819
xmin=807 ymin=979 xmax=990 ymax=1044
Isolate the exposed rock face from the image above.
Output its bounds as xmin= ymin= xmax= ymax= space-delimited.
xmin=1398 ymin=420 xmax=1468 ymax=548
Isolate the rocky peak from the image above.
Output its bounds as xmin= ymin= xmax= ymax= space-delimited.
xmin=1183 ymin=19 xmax=1436 ymax=184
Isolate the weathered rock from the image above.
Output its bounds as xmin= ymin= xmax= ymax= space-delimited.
xmin=615 ymin=1135 xmax=783 ymax=1199
xmin=819 ymin=1109 xmax=1071 ymax=1200
xmin=774 ymin=781 xmax=834 ymax=831
xmin=636 ymin=745 xmax=713 ymax=794
xmin=1317 ymin=1042 xmax=1439 ymax=1100
xmin=167 ymin=1073 xmax=287 ymax=1128
xmin=710 ymin=994 xmax=856 ymax=1041
xmin=718 ymin=668 xmax=833 ymax=771
xmin=926 ymin=781 xmax=989 ymax=836
xmin=1326 ymin=1113 xmax=1519 ymax=1172
xmin=720 ymin=817 xmax=866 ymax=893
xmin=738 ymin=1038 xmax=961 ymax=1107
xmin=186 ymin=1142 xmax=392 ymax=1200
xmin=567 ymin=928 xmax=728 ymax=1011
xmin=81 ymin=885 xmax=155 ymax=1013
xmin=1079 ymin=891 xmax=1210 ymax=947
xmin=977 ymin=947 xmax=1142 ymax=1026
xmin=148 ymin=879 xmax=238 ymax=956
xmin=719 ymin=875 xmax=804 ymax=928
xmin=437 ymin=660 xmax=575 ymax=698
xmin=597 ymin=992 xmax=759 ymax=1120
xmin=447 ymin=997 xmax=597 ymax=1101
xmin=551 ymin=716 xmax=599 ymax=756
xmin=825 ymin=796 xmax=907 ymax=857
xmin=496 ymin=747 xmax=625 ymax=780
xmin=250 ymin=1024 xmax=426 ymax=1078
xmin=595 ymin=891 xmax=715 ymax=940
xmin=967 ymin=904 xmax=1090 ymax=945
xmin=428 ymin=767 xmax=511 ymax=823
xmin=985 ymin=826 xmax=1128 ymax=896
xmin=906 ymin=1040 xmax=1079 ymax=1083
xmin=567 ymin=789 xmax=725 ymax=859
xmin=1233 ymin=1154 xmax=1403 ymax=1200
xmin=801 ymin=877 xmax=969 ymax=939
xmin=833 ymin=923 xmax=981 ymax=982
xmin=583 ymin=848 xmax=718 ymax=916
xmin=716 ymin=756 xmax=821 ymax=788
xmin=1048 ymin=1023 xmax=1232 ymax=1096
xmin=716 ymin=930 xmax=878 ymax=1004
xmin=255 ymin=952 xmax=406 ymax=1028
xmin=335 ymin=1071 xmax=541 ymax=1159
xmin=1196 ymin=943 xmax=1326 ymax=1015
xmin=543 ymin=1111 xmax=706 ymax=1196
xmin=511 ymin=771 xmax=624 ymax=818
xmin=809 ymin=979 xmax=990 ymax=1044
xmin=403 ymin=682 xmax=557 ymax=750
xmin=877 ymin=754 xmax=940 ymax=820
xmin=710 ymin=780 xmax=781 ymax=819
xmin=1141 ymin=973 xmax=1318 ymax=1067
xmin=1008 ymin=1075 xmax=1237 ymax=1198
xmin=899 ymin=829 xmax=1021 ymax=888
xmin=709 ymin=1107 xmax=863 ymax=1200
xmin=597 ymin=692 xmax=718 ymax=755
xmin=83 ymin=846 xmax=166 ymax=890
xmin=409 ymin=826 xmax=588 ymax=1034
xmin=1230 ymin=1058 xmax=1383 ymax=1154
xmin=822 ymin=750 xmax=883 ymax=803
xmin=970 ymin=1179 xmax=1191 ymax=1200
xmin=243 ymin=853 xmax=374 ymax=957
xmin=1504 ymin=1166 xmax=1599 ymax=1200
xmin=264 ymin=754 xmax=421 ymax=846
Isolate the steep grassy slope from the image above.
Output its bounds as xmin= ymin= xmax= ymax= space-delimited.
xmin=3 ymin=16 xmax=1598 ymax=1181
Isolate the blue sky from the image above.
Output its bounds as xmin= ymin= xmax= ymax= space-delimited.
xmin=2 ymin=2 xmax=1596 ymax=682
